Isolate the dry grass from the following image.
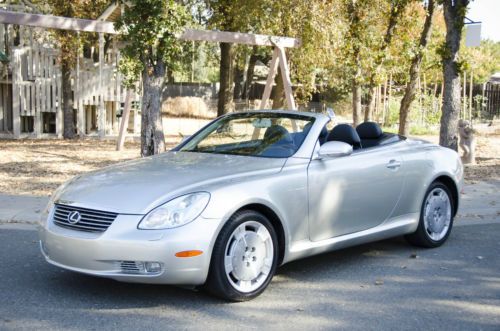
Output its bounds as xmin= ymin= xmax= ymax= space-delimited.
xmin=0 ymin=132 xmax=498 ymax=197
xmin=162 ymin=97 xmax=216 ymax=119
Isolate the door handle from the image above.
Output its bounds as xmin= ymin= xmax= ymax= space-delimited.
xmin=386 ymin=160 xmax=401 ymax=170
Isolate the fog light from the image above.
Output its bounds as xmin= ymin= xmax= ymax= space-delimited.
xmin=145 ymin=262 xmax=162 ymax=273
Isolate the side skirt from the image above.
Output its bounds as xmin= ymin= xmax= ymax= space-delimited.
xmin=284 ymin=213 xmax=419 ymax=264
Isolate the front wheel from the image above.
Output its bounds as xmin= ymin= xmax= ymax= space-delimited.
xmin=406 ymin=181 xmax=454 ymax=248
xmin=205 ymin=210 xmax=278 ymax=301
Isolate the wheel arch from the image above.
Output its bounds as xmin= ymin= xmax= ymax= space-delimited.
xmin=433 ymin=175 xmax=459 ymax=217
xmin=234 ymin=203 xmax=287 ymax=266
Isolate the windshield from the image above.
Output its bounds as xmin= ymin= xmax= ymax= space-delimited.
xmin=178 ymin=113 xmax=316 ymax=158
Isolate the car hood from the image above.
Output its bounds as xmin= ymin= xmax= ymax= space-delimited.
xmin=56 ymin=151 xmax=286 ymax=214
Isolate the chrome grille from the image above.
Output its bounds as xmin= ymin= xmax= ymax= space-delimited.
xmin=53 ymin=204 xmax=118 ymax=233
xmin=120 ymin=261 xmax=145 ymax=274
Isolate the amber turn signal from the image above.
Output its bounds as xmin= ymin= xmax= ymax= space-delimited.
xmin=175 ymin=250 xmax=203 ymax=258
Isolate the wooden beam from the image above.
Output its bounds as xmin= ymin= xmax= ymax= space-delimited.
xmin=276 ymin=46 xmax=296 ymax=110
xmin=97 ymin=3 xmax=119 ymax=21
xmin=0 ymin=10 xmax=119 ymax=34
xmin=260 ymin=47 xmax=280 ymax=109
xmin=179 ymin=29 xmax=300 ymax=48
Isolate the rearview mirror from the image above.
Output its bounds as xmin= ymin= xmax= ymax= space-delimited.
xmin=317 ymin=141 xmax=353 ymax=159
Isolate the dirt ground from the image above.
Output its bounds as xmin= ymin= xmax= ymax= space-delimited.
xmin=0 ymin=133 xmax=498 ymax=197
xmin=0 ymin=137 xmax=180 ymax=196
xmin=420 ymin=133 xmax=500 ymax=184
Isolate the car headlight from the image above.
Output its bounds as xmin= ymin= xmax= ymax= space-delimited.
xmin=40 ymin=180 xmax=71 ymax=226
xmin=138 ymin=192 xmax=210 ymax=230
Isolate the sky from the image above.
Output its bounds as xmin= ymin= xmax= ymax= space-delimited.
xmin=468 ymin=0 xmax=500 ymax=41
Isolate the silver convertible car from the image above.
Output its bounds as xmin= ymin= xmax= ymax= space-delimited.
xmin=38 ymin=110 xmax=463 ymax=301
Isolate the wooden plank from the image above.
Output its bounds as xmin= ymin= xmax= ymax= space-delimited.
xmin=0 ymin=10 xmax=118 ymax=34
xmin=276 ymin=46 xmax=296 ymax=110
xmin=30 ymin=82 xmax=35 ymax=116
xmin=55 ymin=68 xmax=62 ymax=137
xmin=97 ymin=3 xmax=119 ymax=21
xmin=98 ymin=33 xmax=105 ymax=138
xmin=12 ymin=49 xmax=20 ymax=137
xmin=179 ymin=29 xmax=300 ymax=48
xmin=0 ymin=83 xmax=4 ymax=131
xmin=259 ymin=47 xmax=279 ymax=109
xmin=34 ymin=80 xmax=41 ymax=137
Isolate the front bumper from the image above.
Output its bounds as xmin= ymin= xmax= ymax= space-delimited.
xmin=38 ymin=212 xmax=223 ymax=285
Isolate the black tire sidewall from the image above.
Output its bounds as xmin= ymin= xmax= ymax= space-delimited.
xmin=206 ymin=210 xmax=279 ymax=301
xmin=416 ymin=182 xmax=455 ymax=247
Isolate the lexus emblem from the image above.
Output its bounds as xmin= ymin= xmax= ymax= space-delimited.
xmin=67 ymin=211 xmax=81 ymax=224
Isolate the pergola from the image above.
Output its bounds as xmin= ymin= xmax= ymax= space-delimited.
xmin=0 ymin=7 xmax=300 ymax=148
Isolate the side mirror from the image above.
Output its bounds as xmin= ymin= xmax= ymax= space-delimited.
xmin=317 ymin=141 xmax=353 ymax=159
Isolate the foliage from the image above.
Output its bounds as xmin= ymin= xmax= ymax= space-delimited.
xmin=461 ymin=40 xmax=500 ymax=83
xmin=115 ymin=0 xmax=190 ymax=86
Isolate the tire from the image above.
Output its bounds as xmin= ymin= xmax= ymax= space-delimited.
xmin=205 ymin=210 xmax=279 ymax=301
xmin=405 ymin=181 xmax=455 ymax=248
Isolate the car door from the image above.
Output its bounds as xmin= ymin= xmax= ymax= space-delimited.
xmin=307 ymin=144 xmax=406 ymax=242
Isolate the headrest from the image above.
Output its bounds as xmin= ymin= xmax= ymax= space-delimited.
xmin=327 ymin=124 xmax=361 ymax=148
xmin=303 ymin=122 xmax=328 ymax=143
xmin=356 ymin=122 xmax=383 ymax=139
xmin=264 ymin=125 xmax=294 ymax=144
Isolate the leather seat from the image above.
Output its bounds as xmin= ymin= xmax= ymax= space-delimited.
xmin=326 ymin=124 xmax=362 ymax=149
xmin=356 ymin=122 xmax=383 ymax=148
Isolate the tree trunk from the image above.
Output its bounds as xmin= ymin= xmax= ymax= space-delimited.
xmin=352 ymin=81 xmax=362 ymax=126
xmin=364 ymin=86 xmax=377 ymax=122
xmin=141 ymin=60 xmax=166 ymax=157
xmin=440 ymin=0 xmax=469 ymax=151
xmin=217 ymin=42 xmax=234 ymax=116
xmin=61 ymin=61 xmax=75 ymax=139
xmin=272 ymin=69 xmax=285 ymax=109
xmin=399 ymin=0 xmax=435 ymax=136
xmin=233 ymin=63 xmax=245 ymax=100
xmin=242 ymin=48 xmax=258 ymax=100
xmin=348 ymin=0 xmax=362 ymax=125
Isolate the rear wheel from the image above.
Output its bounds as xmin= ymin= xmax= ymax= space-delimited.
xmin=406 ymin=181 xmax=454 ymax=248
xmin=205 ymin=210 xmax=278 ymax=301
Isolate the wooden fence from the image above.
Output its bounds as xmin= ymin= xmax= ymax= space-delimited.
xmin=484 ymin=83 xmax=500 ymax=118
xmin=11 ymin=46 xmax=62 ymax=136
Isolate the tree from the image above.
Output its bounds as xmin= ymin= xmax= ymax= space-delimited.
xmin=398 ymin=0 xmax=435 ymax=136
xmin=206 ymin=1 xmax=237 ymax=116
xmin=206 ymin=0 xmax=263 ymax=115
xmin=439 ymin=0 xmax=469 ymax=151
xmin=261 ymin=0 xmax=342 ymax=108
xmin=363 ymin=0 xmax=410 ymax=122
xmin=116 ymin=0 xmax=189 ymax=156
xmin=346 ymin=0 xmax=364 ymax=126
